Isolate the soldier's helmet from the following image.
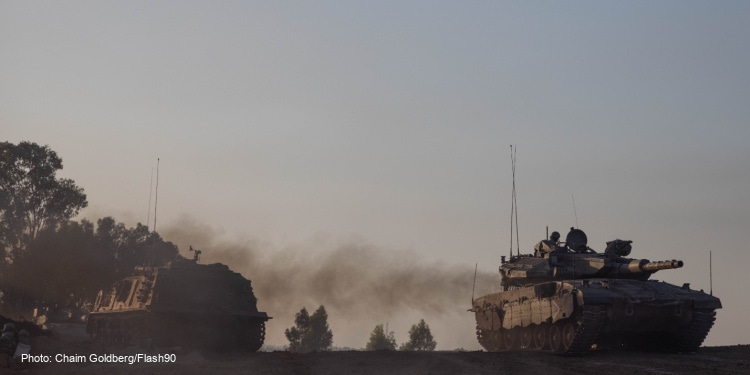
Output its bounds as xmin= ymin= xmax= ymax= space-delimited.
xmin=550 ymin=231 xmax=560 ymax=241
xmin=1 ymin=323 xmax=15 ymax=333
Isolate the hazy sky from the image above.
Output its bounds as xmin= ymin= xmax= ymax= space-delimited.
xmin=2 ymin=1 xmax=749 ymax=349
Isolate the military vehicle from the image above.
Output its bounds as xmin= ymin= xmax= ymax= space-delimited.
xmin=86 ymin=256 xmax=271 ymax=351
xmin=0 ymin=315 xmax=49 ymax=338
xmin=471 ymin=228 xmax=721 ymax=355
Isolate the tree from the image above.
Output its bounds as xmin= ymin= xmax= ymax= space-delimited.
xmin=95 ymin=217 xmax=179 ymax=279
xmin=9 ymin=220 xmax=101 ymax=307
xmin=285 ymin=305 xmax=333 ymax=352
xmin=0 ymin=142 xmax=183 ymax=315
xmin=307 ymin=305 xmax=333 ymax=351
xmin=366 ymin=324 xmax=397 ymax=351
xmin=1 ymin=216 xmax=180 ymax=314
xmin=399 ymin=319 xmax=436 ymax=351
xmin=0 ymin=141 xmax=87 ymax=263
xmin=285 ymin=307 xmax=310 ymax=352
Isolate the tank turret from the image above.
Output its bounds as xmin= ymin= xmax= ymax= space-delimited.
xmin=472 ymin=227 xmax=721 ymax=355
xmin=500 ymin=228 xmax=685 ymax=288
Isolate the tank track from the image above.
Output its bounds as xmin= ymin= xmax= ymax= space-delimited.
xmin=476 ymin=305 xmax=606 ymax=355
xmin=563 ymin=305 xmax=606 ymax=355
xmin=475 ymin=325 xmax=497 ymax=352
xmin=238 ymin=321 xmax=266 ymax=352
xmin=89 ymin=314 xmax=266 ymax=352
xmin=674 ymin=309 xmax=716 ymax=352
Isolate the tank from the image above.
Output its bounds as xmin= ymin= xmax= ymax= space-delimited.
xmin=470 ymin=228 xmax=721 ymax=355
xmin=85 ymin=257 xmax=271 ymax=351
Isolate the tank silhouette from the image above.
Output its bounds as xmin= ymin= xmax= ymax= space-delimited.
xmin=471 ymin=228 xmax=721 ymax=355
xmin=86 ymin=256 xmax=271 ymax=351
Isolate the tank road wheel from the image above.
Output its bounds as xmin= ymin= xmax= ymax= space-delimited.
xmin=520 ymin=327 xmax=533 ymax=349
xmin=101 ymin=321 xmax=113 ymax=347
xmin=489 ymin=330 xmax=503 ymax=351
xmin=532 ymin=324 xmax=548 ymax=350
xmin=502 ymin=328 xmax=517 ymax=350
xmin=113 ymin=319 xmax=128 ymax=348
xmin=549 ymin=322 xmax=563 ymax=353
xmin=560 ymin=320 xmax=577 ymax=353
xmin=119 ymin=319 xmax=134 ymax=347
xmin=91 ymin=320 xmax=106 ymax=347
xmin=510 ymin=328 xmax=522 ymax=350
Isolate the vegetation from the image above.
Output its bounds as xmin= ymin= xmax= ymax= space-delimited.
xmin=366 ymin=324 xmax=397 ymax=351
xmin=399 ymin=319 xmax=437 ymax=351
xmin=0 ymin=141 xmax=179 ymax=316
xmin=285 ymin=305 xmax=334 ymax=352
xmin=0 ymin=141 xmax=87 ymax=263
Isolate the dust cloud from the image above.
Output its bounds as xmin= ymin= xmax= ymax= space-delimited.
xmin=160 ymin=215 xmax=500 ymax=350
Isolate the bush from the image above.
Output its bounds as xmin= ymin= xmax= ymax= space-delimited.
xmin=365 ymin=324 xmax=397 ymax=351
xmin=399 ymin=319 xmax=436 ymax=351
xmin=284 ymin=305 xmax=333 ymax=352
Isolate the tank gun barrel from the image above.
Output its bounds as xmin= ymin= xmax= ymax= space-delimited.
xmin=641 ymin=260 xmax=683 ymax=272
xmin=615 ymin=259 xmax=683 ymax=274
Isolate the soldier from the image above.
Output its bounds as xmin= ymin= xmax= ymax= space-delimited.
xmin=0 ymin=333 xmax=13 ymax=356
xmin=1 ymin=324 xmax=17 ymax=346
xmin=0 ymin=324 xmax=17 ymax=368
xmin=534 ymin=231 xmax=561 ymax=258
xmin=17 ymin=330 xmax=29 ymax=347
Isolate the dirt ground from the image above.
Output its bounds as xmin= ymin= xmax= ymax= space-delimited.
xmin=12 ymin=324 xmax=750 ymax=375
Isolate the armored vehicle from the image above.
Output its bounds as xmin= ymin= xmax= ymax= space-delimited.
xmin=0 ymin=315 xmax=49 ymax=338
xmin=86 ymin=257 xmax=271 ymax=351
xmin=471 ymin=228 xmax=721 ymax=355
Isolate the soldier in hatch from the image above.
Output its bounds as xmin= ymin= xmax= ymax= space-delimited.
xmin=534 ymin=231 xmax=562 ymax=258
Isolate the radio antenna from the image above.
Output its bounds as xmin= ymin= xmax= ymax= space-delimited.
xmin=147 ymin=166 xmax=154 ymax=229
xmin=509 ymin=145 xmax=520 ymax=256
xmin=153 ymin=158 xmax=160 ymax=233
xmin=710 ymin=251 xmax=713 ymax=296
xmin=471 ymin=263 xmax=479 ymax=304
xmin=513 ymin=147 xmax=519 ymax=255
xmin=510 ymin=145 xmax=516 ymax=258
xmin=471 ymin=263 xmax=478 ymax=304
xmin=571 ymin=193 xmax=579 ymax=228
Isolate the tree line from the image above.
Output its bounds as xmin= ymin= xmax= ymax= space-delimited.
xmin=285 ymin=305 xmax=436 ymax=352
xmin=0 ymin=141 xmax=178 ymax=316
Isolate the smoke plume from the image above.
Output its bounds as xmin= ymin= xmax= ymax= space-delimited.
xmin=160 ymin=215 xmax=499 ymax=350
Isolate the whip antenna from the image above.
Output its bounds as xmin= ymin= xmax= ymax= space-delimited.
xmin=513 ymin=147 xmax=519 ymax=255
xmin=509 ymin=145 xmax=520 ymax=256
xmin=147 ymin=166 xmax=154 ymax=229
xmin=710 ymin=251 xmax=713 ymax=296
xmin=471 ymin=263 xmax=478 ymax=304
xmin=572 ymin=193 xmax=579 ymax=228
xmin=510 ymin=145 xmax=516 ymax=258
xmin=154 ymin=158 xmax=160 ymax=232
